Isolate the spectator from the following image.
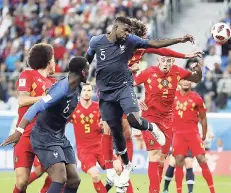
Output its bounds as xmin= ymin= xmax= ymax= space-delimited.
xmin=204 ymin=46 xmax=222 ymax=71
xmin=4 ymin=48 xmax=21 ymax=72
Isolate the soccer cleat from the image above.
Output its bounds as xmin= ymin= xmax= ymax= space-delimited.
xmin=150 ymin=123 xmax=166 ymax=146
xmin=119 ymin=161 xmax=133 ymax=185
xmin=106 ymin=168 xmax=117 ymax=186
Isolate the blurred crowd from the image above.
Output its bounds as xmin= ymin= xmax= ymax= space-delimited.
xmin=0 ymin=0 xmax=168 ymax=110
xmin=189 ymin=7 xmax=231 ymax=112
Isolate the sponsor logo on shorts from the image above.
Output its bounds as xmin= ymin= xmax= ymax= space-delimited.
xmin=150 ymin=140 xmax=155 ymax=146
xmin=14 ymin=156 xmax=18 ymax=163
xmin=53 ymin=151 xmax=58 ymax=159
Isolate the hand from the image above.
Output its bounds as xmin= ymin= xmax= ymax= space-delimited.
xmin=185 ymin=51 xmax=204 ymax=58
xmin=202 ymin=134 xmax=206 ymax=141
xmin=0 ymin=130 xmax=22 ymax=147
xmin=181 ymin=34 xmax=195 ymax=44
xmin=129 ymin=64 xmax=140 ymax=72
xmin=139 ymin=101 xmax=148 ymax=111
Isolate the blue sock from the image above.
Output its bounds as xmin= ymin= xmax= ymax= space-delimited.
xmin=47 ymin=182 xmax=64 ymax=193
xmin=163 ymin=165 xmax=175 ymax=191
xmin=64 ymin=187 xmax=78 ymax=193
xmin=186 ymin=168 xmax=195 ymax=193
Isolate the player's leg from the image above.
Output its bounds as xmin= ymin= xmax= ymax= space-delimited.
xmin=28 ymin=157 xmax=44 ymax=184
xmin=40 ymin=175 xmax=52 ymax=193
xmin=13 ymin=137 xmax=35 ymax=193
xmin=185 ymin=152 xmax=194 ymax=193
xmin=172 ymin=134 xmax=188 ymax=193
xmin=163 ymin=155 xmax=176 ymax=193
xmin=120 ymin=86 xmax=166 ymax=146
xmin=65 ymin=164 xmax=81 ymax=193
xmin=189 ymin=134 xmax=215 ymax=193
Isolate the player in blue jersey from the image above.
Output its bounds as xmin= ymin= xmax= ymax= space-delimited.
xmin=1 ymin=56 xmax=89 ymax=193
xmin=86 ymin=16 xmax=197 ymax=185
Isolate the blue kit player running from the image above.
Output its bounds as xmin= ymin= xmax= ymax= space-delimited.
xmin=1 ymin=56 xmax=89 ymax=193
xmin=86 ymin=16 xmax=195 ymax=184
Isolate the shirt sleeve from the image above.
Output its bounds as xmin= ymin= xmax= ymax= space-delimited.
xmin=128 ymin=34 xmax=149 ymax=49
xmin=134 ymin=68 xmax=150 ymax=85
xmin=23 ymin=78 xmax=69 ymax=122
xmin=144 ymin=48 xmax=185 ymax=58
xmin=87 ymin=36 xmax=97 ymax=56
xmin=178 ymin=66 xmax=192 ymax=79
xmin=16 ymin=71 xmax=33 ymax=92
xmin=197 ymin=94 xmax=207 ymax=113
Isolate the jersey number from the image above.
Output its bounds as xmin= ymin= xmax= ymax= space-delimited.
xmin=162 ymin=89 xmax=168 ymax=98
xmin=100 ymin=49 xmax=106 ymax=60
xmin=84 ymin=124 xmax=91 ymax=133
xmin=178 ymin=110 xmax=183 ymax=118
xmin=63 ymin=100 xmax=71 ymax=114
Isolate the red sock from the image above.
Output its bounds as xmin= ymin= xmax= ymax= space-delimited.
xmin=93 ymin=181 xmax=107 ymax=193
xmin=148 ymin=162 xmax=160 ymax=193
xmin=13 ymin=185 xmax=26 ymax=193
xmin=126 ymin=138 xmax=133 ymax=161
xmin=200 ymin=162 xmax=215 ymax=193
xmin=28 ymin=172 xmax=38 ymax=184
xmin=158 ymin=163 xmax=164 ymax=184
xmin=102 ymin=135 xmax=113 ymax=169
xmin=175 ymin=166 xmax=184 ymax=193
xmin=126 ymin=180 xmax=134 ymax=193
xmin=40 ymin=175 xmax=52 ymax=193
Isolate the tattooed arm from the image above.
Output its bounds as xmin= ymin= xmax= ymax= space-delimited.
xmin=18 ymin=91 xmax=43 ymax=107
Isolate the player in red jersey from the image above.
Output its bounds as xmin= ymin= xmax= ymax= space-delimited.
xmin=172 ymin=79 xmax=215 ymax=193
xmin=69 ymin=83 xmax=107 ymax=193
xmin=0 ymin=43 xmax=56 ymax=193
xmin=133 ymin=55 xmax=202 ymax=193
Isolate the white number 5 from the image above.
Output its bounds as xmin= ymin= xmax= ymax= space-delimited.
xmin=100 ymin=49 xmax=106 ymax=60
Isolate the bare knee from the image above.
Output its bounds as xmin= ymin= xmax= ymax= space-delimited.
xmin=15 ymin=168 xmax=30 ymax=190
xmin=175 ymin=155 xmax=185 ymax=166
xmin=185 ymin=157 xmax=193 ymax=169
xmin=66 ymin=164 xmax=81 ymax=189
xmin=169 ymin=155 xmax=176 ymax=167
xmin=47 ymin=163 xmax=67 ymax=184
xmin=88 ymin=170 xmax=101 ymax=182
xmin=148 ymin=150 xmax=161 ymax=162
xmin=196 ymin=154 xmax=207 ymax=164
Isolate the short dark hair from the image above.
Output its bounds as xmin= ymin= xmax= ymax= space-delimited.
xmin=130 ymin=18 xmax=147 ymax=38
xmin=28 ymin=43 xmax=54 ymax=70
xmin=68 ymin=56 xmax=88 ymax=75
xmin=82 ymin=83 xmax=93 ymax=90
xmin=114 ymin=16 xmax=132 ymax=26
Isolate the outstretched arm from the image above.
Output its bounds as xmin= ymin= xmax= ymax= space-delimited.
xmin=199 ymin=111 xmax=207 ymax=141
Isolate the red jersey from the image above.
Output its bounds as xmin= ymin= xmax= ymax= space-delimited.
xmin=128 ymin=48 xmax=185 ymax=66
xmin=16 ymin=69 xmax=55 ymax=136
xmin=173 ymin=90 xmax=206 ymax=134
xmin=70 ymin=101 xmax=102 ymax=149
xmin=134 ymin=65 xmax=191 ymax=120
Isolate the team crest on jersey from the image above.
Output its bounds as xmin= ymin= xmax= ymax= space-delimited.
xmin=150 ymin=140 xmax=155 ymax=146
xmin=53 ymin=151 xmax=58 ymax=159
xmin=161 ymin=79 xmax=169 ymax=87
xmin=84 ymin=116 xmax=89 ymax=123
xmin=19 ymin=79 xmax=26 ymax=87
xmin=14 ymin=156 xmax=18 ymax=163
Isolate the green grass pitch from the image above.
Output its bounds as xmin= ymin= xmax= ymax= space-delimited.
xmin=0 ymin=172 xmax=230 ymax=193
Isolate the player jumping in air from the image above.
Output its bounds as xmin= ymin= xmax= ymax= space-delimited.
xmin=86 ymin=16 xmax=196 ymax=185
xmin=0 ymin=43 xmax=55 ymax=193
xmin=1 ymin=56 xmax=89 ymax=193
xmin=171 ymin=79 xmax=215 ymax=193
xmin=133 ymin=55 xmax=202 ymax=193
xmin=69 ymin=83 xmax=107 ymax=193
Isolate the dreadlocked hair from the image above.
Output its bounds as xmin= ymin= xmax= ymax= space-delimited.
xmin=130 ymin=18 xmax=147 ymax=38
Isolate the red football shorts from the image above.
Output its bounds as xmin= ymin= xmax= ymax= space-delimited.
xmin=77 ymin=144 xmax=105 ymax=173
xmin=13 ymin=135 xmax=35 ymax=169
xmin=142 ymin=117 xmax=172 ymax=154
xmin=172 ymin=133 xmax=205 ymax=156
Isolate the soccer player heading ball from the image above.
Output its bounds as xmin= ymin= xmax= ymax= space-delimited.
xmin=86 ymin=16 xmax=200 ymax=185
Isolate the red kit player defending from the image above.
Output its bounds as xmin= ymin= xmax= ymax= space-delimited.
xmin=172 ymin=80 xmax=215 ymax=193
xmin=1 ymin=43 xmax=56 ymax=193
xmin=69 ymin=83 xmax=107 ymax=193
xmin=133 ymin=56 xmax=202 ymax=193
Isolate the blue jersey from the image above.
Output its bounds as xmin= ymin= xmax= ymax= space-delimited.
xmin=87 ymin=34 xmax=148 ymax=91
xmin=24 ymin=76 xmax=79 ymax=144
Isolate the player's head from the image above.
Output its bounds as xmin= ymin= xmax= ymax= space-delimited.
xmin=180 ymin=79 xmax=192 ymax=91
xmin=28 ymin=43 xmax=55 ymax=74
xmin=130 ymin=18 xmax=147 ymax=38
xmin=68 ymin=56 xmax=89 ymax=82
xmin=80 ymin=83 xmax=93 ymax=101
xmin=112 ymin=16 xmax=132 ymax=41
xmin=157 ymin=56 xmax=175 ymax=73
